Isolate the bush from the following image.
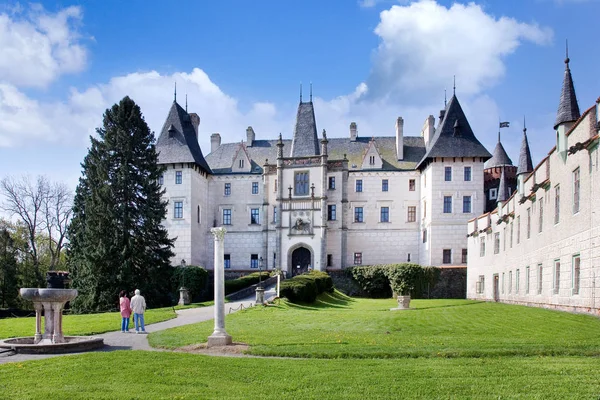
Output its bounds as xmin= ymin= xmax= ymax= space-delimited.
xmin=171 ymin=265 xmax=209 ymax=302
xmin=348 ymin=264 xmax=441 ymax=299
xmin=280 ymin=270 xmax=334 ymax=303
xmin=224 ymin=272 xmax=270 ymax=295
xmin=385 ymin=263 xmax=423 ymax=296
xmin=350 ymin=265 xmax=392 ymax=298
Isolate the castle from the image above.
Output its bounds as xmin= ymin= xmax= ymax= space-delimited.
xmin=156 ymin=87 xmax=491 ymax=275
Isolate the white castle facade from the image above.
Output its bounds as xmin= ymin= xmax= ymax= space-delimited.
xmin=467 ymin=56 xmax=600 ymax=314
xmin=156 ymin=90 xmax=491 ymax=276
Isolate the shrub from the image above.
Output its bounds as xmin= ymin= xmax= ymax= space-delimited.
xmin=385 ymin=263 xmax=423 ymax=296
xmin=350 ymin=265 xmax=392 ymax=298
xmin=224 ymin=272 xmax=270 ymax=295
xmin=308 ymin=270 xmax=334 ymax=293
xmin=280 ymin=270 xmax=334 ymax=303
xmin=171 ymin=265 xmax=209 ymax=302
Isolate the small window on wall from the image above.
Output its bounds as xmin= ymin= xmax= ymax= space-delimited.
xmin=489 ymin=188 xmax=497 ymax=200
xmin=354 ymin=252 xmax=362 ymax=265
xmin=252 ymin=182 xmax=259 ymax=195
xmin=369 ymin=155 xmax=375 ymax=165
xmin=295 ymin=171 xmax=309 ymax=196
xmin=224 ymin=254 xmax=231 ymax=269
xmin=174 ymin=201 xmax=183 ymax=219
xmin=464 ymin=166 xmax=472 ymax=181
xmin=407 ymin=206 xmax=416 ymax=222
xmin=327 ymin=254 xmax=333 ymax=267
xmin=463 ymin=196 xmax=472 ymax=213
xmin=250 ymin=208 xmax=260 ymax=224
xmin=250 ymin=254 xmax=258 ymax=269
xmin=224 ymin=183 xmax=231 ymax=196
xmin=239 ymin=159 xmax=244 ymax=169
xmin=443 ymin=196 xmax=452 ymax=213
xmin=445 ymin=167 xmax=452 ymax=181
xmin=328 ymin=176 xmax=336 ymax=190
xmin=538 ymin=264 xmax=543 ymax=294
xmin=443 ymin=249 xmax=451 ymax=264
xmin=354 ymin=207 xmax=363 ymax=223
xmin=572 ymin=255 xmax=581 ymax=295
xmin=327 ymin=204 xmax=336 ymax=221
xmin=461 ymin=249 xmax=467 ymax=263
xmin=158 ymin=175 xmax=164 ymax=185
xmin=382 ymin=179 xmax=389 ymax=192
xmin=409 ymin=179 xmax=416 ymax=191
xmin=422 ymin=229 xmax=427 ymax=243
xmin=223 ymin=209 xmax=232 ymax=225
xmin=380 ymin=207 xmax=389 ymax=222
xmin=273 ymin=206 xmax=277 ymax=224
xmin=197 ymin=205 xmax=200 ymax=224
xmin=175 ymin=171 xmax=182 ymax=184
xmin=553 ymin=260 xmax=561 ymax=294
xmin=356 ymin=179 xmax=363 ymax=192
xmin=573 ymin=168 xmax=580 ymax=214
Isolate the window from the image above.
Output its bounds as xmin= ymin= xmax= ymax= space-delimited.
xmin=354 ymin=252 xmax=362 ymax=265
xmin=354 ymin=207 xmax=364 ymax=223
xmin=516 ymin=269 xmax=520 ymax=294
xmin=539 ymin=198 xmax=544 ymax=233
xmin=327 ymin=254 xmax=333 ymax=267
xmin=572 ymin=255 xmax=581 ymax=295
xmin=526 ymin=266 xmax=530 ymax=294
xmin=222 ymin=209 xmax=232 ymax=225
xmin=197 ymin=205 xmax=200 ymax=224
xmin=273 ymin=206 xmax=277 ymax=224
xmin=250 ymin=208 xmax=260 ymax=224
xmin=477 ymin=275 xmax=485 ymax=294
xmin=239 ymin=159 xmax=244 ymax=169
xmin=274 ymin=179 xmax=278 ymax=192
xmin=369 ymin=155 xmax=375 ymax=165
xmin=526 ymin=208 xmax=531 ymax=239
xmin=537 ymin=264 xmax=543 ymax=294
xmin=328 ymin=204 xmax=337 ymax=221
xmin=510 ymin=222 xmax=514 ymax=248
xmin=252 ymin=182 xmax=259 ymax=195
xmin=224 ymin=254 xmax=231 ymax=269
xmin=480 ymin=237 xmax=485 ymax=257
xmin=508 ymin=271 xmax=512 ymax=294
xmin=356 ymin=179 xmax=363 ymax=192
xmin=175 ymin=171 xmax=182 ymax=184
xmin=423 ymin=200 xmax=427 ymax=219
xmin=445 ymin=166 xmax=452 ymax=181
xmin=382 ymin=179 xmax=389 ymax=192
xmin=554 ymin=185 xmax=560 ymax=224
xmin=494 ymin=232 xmax=500 ymax=254
xmin=573 ymin=168 xmax=580 ymax=214
xmin=489 ymin=188 xmax=497 ymax=200
xmin=409 ymin=179 xmax=416 ymax=191
xmin=464 ymin=166 xmax=472 ymax=181
xmin=422 ymin=229 xmax=427 ymax=243
xmin=328 ymin=176 xmax=335 ymax=190
xmin=461 ymin=248 xmax=468 ymax=263
xmin=553 ymin=260 xmax=560 ymax=294
xmin=158 ymin=175 xmax=164 ymax=185
xmin=294 ymin=172 xmax=309 ymax=196
xmin=224 ymin=183 xmax=231 ymax=196
xmin=380 ymin=207 xmax=389 ymax=223
xmin=516 ymin=216 xmax=521 ymax=244
xmin=250 ymin=254 xmax=258 ymax=269
xmin=443 ymin=196 xmax=452 ymax=213
xmin=443 ymin=249 xmax=451 ymax=264
xmin=174 ymin=201 xmax=183 ymax=219
xmin=463 ymin=196 xmax=472 ymax=213
xmin=407 ymin=206 xmax=416 ymax=222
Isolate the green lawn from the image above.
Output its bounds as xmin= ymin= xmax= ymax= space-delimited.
xmin=1 ymin=351 xmax=600 ymax=399
xmin=149 ymin=292 xmax=600 ymax=358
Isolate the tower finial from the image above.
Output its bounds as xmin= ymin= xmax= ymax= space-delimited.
xmin=453 ymin=75 xmax=456 ymax=96
xmin=565 ymin=39 xmax=570 ymax=67
xmin=310 ymin=82 xmax=313 ymax=102
xmin=300 ymin=82 xmax=303 ymax=103
xmin=444 ymin=89 xmax=447 ymax=107
xmin=174 ymin=82 xmax=177 ymax=103
xmin=523 ymin=115 xmax=527 ymax=133
xmin=185 ymin=94 xmax=188 ymax=112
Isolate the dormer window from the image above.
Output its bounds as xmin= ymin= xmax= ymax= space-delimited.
xmin=369 ymin=156 xmax=375 ymax=165
xmin=239 ymin=159 xmax=244 ymax=169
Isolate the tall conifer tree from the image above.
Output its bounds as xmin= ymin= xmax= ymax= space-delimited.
xmin=68 ymin=97 xmax=174 ymax=312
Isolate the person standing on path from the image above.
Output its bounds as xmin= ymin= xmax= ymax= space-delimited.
xmin=119 ymin=290 xmax=132 ymax=332
xmin=130 ymin=289 xmax=147 ymax=334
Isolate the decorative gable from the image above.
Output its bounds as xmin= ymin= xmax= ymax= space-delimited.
xmin=361 ymin=138 xmax=383 ymax=170
xmin=231 ymin=142 xmax=252 ymax=173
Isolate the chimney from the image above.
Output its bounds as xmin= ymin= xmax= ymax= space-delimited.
xmin=420 ymin=115 xmax=435 ymax=148
xmin=210 ymin=133 xmax=221 ymax=153
xmin=350 ymin=122 xmax=358 ymax=142
xmin=439 ymin=109 xmax=446 ymax=125
xmin=395 ymin=117 xmax=404 ymax=161
xmin=246 ymin=126 xmax=255 ymax=147
xmin=189 ymin=113 xmax=200 ymax=139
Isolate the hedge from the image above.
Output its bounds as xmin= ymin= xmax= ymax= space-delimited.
xmin=224 ymin=272 xmax=271 ymax=295
xmin=348 ymin=264 xmax=440 ymax=299
xmin=171 ymin=265 xmax=209 ymax=302
xmin=280 ymin=270 xmax=334 ymax=303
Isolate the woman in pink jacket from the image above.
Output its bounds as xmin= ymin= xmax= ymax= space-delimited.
xmin=119 ymin=290 xmax=132 ymax=332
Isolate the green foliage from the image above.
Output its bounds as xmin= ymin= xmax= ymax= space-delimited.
xmin=385 ymin=263 xmax=423 ymax=295
xmin=279 ymin=271 xmax=333 ymax=303
xmin=224 ymin=272 xmax=270 ymax=295
xmin=0 ymin=227 xmax=19 ymax=308
xmin=67 ymin=96 xmax=174 ymax=312
xmin=348 ymin=264 xmax=440 ymax=298
xmin=350 ymin=265 xmax=392 ymax=298
xmin=171 ymin=265 xmax=209 ymax=302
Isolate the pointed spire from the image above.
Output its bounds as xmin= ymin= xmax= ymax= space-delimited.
xmin=310 ymin=82 xmax=313 ymax=102
xmin=517 ymin=119 xmax=533 ymax=176
xmin=444 ymin=89 xmax=447 ymax=107
xmin=185 ymin=94 xmax=188 ymax=112
xmin=453 ymin=75 xmax=456 ymax=96
xmin=554 ymin=42 xmax=580 ymax=129
xmin=300 ymin=82 xmax=303 ymax=103
xmin=497 ymin=131 xmax=500 ymax=143
xmin=174 ymin=82 xmax=177 ymax=103
xmin=497 ymin=167 xmax=508 ymax=202
xmin=291 ymin=95 xmax=320 ymax=157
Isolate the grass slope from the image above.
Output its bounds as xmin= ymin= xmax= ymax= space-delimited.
xmin=1 ymin=351 xmax=600 ymax=399
xmin=149 ymin=292 xmax=600 ymax=358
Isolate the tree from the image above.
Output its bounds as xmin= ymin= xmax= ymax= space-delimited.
xmin=0 ymin=227 xmax=19 ymax=308
xmin=68 ymin=96 xmax=174 ymax=312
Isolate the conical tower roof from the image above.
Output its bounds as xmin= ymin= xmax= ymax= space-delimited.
xmin=484 ymin=132 xmax=513 ymax=169
xmin=497 ymin=167 xmax=509 ymax=202
xmin=554 ymin=55 xmax=580 ymax=129
xmin=290 ymin=100 xmax=320 ymax=157
xmin=516 ymin=127 xmax=533 ymax=176
xmin=156 ymin=101 xmax=211 ymax=174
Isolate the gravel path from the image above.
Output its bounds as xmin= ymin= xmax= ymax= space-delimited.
xmin=0 ymin=285 xmax=277 ymax=365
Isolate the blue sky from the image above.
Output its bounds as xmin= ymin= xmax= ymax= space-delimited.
xmin=0 ymin=0 xmax=599 ymax=190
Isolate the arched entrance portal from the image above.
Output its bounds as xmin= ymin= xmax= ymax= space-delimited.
xmin=291 ymin=247 xmax=311 ymax=276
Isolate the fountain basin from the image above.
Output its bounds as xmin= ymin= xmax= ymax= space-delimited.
xmin=0 ymin=336 xmax=104 ymax=354
xmin=20 ymin=288 xmax=78 ymax=303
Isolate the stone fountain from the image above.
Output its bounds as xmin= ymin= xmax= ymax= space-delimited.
xmin=0 ymin=271 xmax=104 ymax=354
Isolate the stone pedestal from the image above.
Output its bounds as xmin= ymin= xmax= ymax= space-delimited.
xmin=255 ymin=287 xmax=265 ymax=304
xmin=390 ymin=295 xmax=412 ymax=311
xmin=208 ymin=227 xmax=232 ymax=347
xmin=178 ymin=287 xmax=190 ymax=306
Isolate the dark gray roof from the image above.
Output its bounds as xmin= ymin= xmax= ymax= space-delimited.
xmin=554 ymin=58 xmax=580 ymax=129
xmin=497 ymin=167 xmax=508 ymax=202
xmin=484 ymin=132 xmax=513 ymax=168
xmin=205 ymin=136 xmax=426 ymax=174
xmin=417 ymin=95 xmax=491 ymax=169
xmin=290 ymin=101 xmax=320 ymax=157
xmin=156 ymin=101 xmax=211 ymax=173
xmin=516 ymin=129 xmax=533 ymax=176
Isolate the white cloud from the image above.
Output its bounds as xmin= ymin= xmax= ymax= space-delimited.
xmin=0 ymin=4 xmax=86 ymax=88
xmin=367 ymin=0 xmax=552 ymax=101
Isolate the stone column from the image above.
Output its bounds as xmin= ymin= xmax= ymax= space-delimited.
xmin=33 ymin=303 xmax=43 ymax=344
xmin=207 ymin=227 xmax=232 ymax=347
xmin=52 ymin=302 xmax=65 ymax=343
xmin=42 ymin=301 xmax=53 ymax=343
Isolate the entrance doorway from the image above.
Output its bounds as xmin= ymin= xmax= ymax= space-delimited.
xmin=291 ymin=247 xmax=311 ymax=276
xmin=493 ymin=274 xmax=499 ymax=302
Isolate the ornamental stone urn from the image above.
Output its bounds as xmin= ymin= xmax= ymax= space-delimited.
xmin=397 ymin=295 xmax=411 ymax=309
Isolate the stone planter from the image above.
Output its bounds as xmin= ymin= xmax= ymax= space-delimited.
xmin=397 ymin=295 xmax=411 ymax=309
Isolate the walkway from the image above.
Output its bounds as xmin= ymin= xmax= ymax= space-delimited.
xmin=0 ymin=285 xmax=277 ymax=365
